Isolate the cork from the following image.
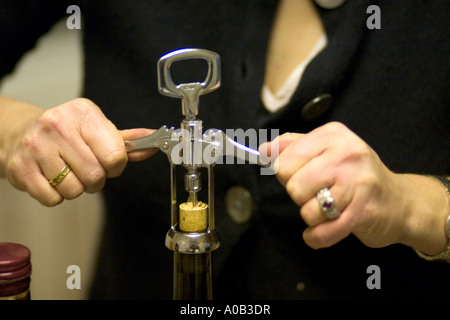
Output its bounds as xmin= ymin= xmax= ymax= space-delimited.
xmin=179 ymin=201 xmax=208 ymax=232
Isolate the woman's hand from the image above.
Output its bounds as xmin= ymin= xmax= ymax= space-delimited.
xmin=2 ymin=97 xmax=156 ymax=206
xmin=260 ymin=122 xmax=449 ymax=255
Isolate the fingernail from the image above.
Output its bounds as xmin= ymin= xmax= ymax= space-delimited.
xmin=124 ymin=141 xmax=135 ymax=152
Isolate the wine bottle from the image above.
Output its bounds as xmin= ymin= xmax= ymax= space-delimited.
xmin=173 ymin=251 xmax=213 ymax=300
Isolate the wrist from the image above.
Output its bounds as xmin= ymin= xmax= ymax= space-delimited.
xmin=414 ymin=176 xmax=450 ymax=262
xmin=398 ymin=174 xmax=449 ymax=256
xmin=415 ymin=214 xmax=450 ymax=262
xmin=0 ymin=97 xmax=44 ymax=177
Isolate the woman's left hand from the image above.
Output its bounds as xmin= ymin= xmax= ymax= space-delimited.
xmin=260 ymin=122 xmax=449 ymax=254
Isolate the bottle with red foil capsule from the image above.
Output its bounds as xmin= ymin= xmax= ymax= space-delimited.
xmin=0 ymin=243 xmax=32 ymax=300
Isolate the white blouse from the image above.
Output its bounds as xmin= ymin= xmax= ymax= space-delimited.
xmin=261 ymin=33 xmax=328 ymax=113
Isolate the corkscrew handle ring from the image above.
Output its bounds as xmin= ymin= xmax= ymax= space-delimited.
xmin=157 ymin=48 xmax=221 ymax=119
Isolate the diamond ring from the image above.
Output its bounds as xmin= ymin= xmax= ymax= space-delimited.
xmin=316 ymin=187 xmax=341 ymax=219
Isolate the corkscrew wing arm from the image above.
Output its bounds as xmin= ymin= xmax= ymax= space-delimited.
xmin=203 ymin=129 xmax=270 ymax=167
xmin=124 ymin=125 xmax=175 ymax=152
xmin=126 ymin=128 xmax=270 ymax=168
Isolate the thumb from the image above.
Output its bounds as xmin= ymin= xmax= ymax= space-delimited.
xmin=274 ymin=132 xmax=304 ymax=153
xmin=259 ymin=132 xmax=304 ymax=158
xmin=120 ymin=128 xmax=158 ymax=162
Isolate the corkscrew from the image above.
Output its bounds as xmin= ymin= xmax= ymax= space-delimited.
xmin=125 ymin=48 xmax=269 ymax=299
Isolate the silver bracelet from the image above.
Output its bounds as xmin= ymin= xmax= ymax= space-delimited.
xmin=415 ymin=176 xmax=450 ymax=263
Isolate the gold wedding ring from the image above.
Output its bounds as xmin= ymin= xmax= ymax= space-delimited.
xmin=49 ymin=164 xmax=72 ymax=186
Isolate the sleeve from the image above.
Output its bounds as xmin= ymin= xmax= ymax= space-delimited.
xmin=0 ymin=0 xmax=73 ymax=79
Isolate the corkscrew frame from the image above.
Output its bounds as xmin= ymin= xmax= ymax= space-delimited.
xmin=158 ymin=49 xmax=221 ymax=256
xmin=125 ymin=48 xmax=270 ymax=299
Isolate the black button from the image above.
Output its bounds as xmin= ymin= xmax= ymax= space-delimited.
xmin=296 ymin=282 xmax=306 ymax=293
xmin=314 ymin=0 xmax=346 ymax=10
xmin=225 ymin=186 xmax=254 ymax=225
xmin=301 ymin=93 xmax=332 ymax=121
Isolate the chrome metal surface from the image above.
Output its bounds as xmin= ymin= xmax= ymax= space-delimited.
xmin=157 ymin=48 xmax=221 ymax=119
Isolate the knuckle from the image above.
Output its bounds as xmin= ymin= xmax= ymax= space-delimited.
xmin=358 ymin=171 xmax=381 ymax=194
xmin=6 ymin=157 xmax=29 ymax=190
xmin=349 ymin=143 xmax=372 ymax=161
xmin=35 ymin=107 xmax=68 ymax=138
xmin=83 ymin=166 xmax=107 ymax=189
xmin=62 ymin=184 xmax=86 ymax=200
xmin=21 ymin=132 xmax=40 ymax=151
xmin=323 ymin=121 xmax=348 ymax=134
xmin=300 ymin=205 xmax=313 ymax=225
xmin=317 ymin=122 xmax=348 ymax=147
xmin=102 ymin=149 xmax=128 ymax=177
xmin=25 ymin=178 xmax=64 ymax=207
xmin=38 ymin=108 xmax=64 ymax=129
xmin=285 ymin=179 xmax=304 ymax=206
xmin=6 ymin=155 xmax=22 ymax=177
xmin=68 ymin=97 xmax=96 ymax=112
xmin=72 ymin=98 xmax=104 ymax=123
xmin=275 ymin=158 xmax=292 ymax=185
xmin=64 ymin=192 xmax=82 ymax=201
xmin=276 ymin=169 xmax=289 ymax=186
xmin=66 ymin=98 xmax=100 ymax=125
xmin=285 ymin=179 xmax=296 ymax=198
xmin=39 ymin=193 xmax=64 ymax=207
xmin=308 ymin=230 xmax=331 ymax=249
xmin=337 ymin=142 xmax=374 ymax=171
xmin=277 ymin=132 xmax=299 ymax=143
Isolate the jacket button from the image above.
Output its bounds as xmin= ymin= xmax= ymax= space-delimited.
xmin=301 ymin=93 xmax=332 ymax=121
xmin=314 ymin=0 xmax=346 ymax=9
xmin=296 ymin=282 xmax=306 ymax=293
xmin=225 ymin=186 xmax=254 ymax=225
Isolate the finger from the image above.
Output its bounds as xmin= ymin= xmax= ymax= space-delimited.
xmin=23 ymin=163 xmax=65 ymax=207
xmin=275 ymin=123 xmax=352 ymax=186
xmin=275 ymin=132 xmax=304 ymax=151
xmin=56 ymin=137 xmax=107 ymax=193
xmin=80 ymin=115 xmax=128 ymax=179
xmin=120 ymin=128 xmax=158 ymax=162
xmin=37 ymin=149 xmax=87 ymax=199
xmin=300 ymin=185 xmax=352 ymax=227
xmin=284 ymin=154 xmax=336 ymax=207
xmin=259 ymin=132 xmax=303 ymax=158
xmin=38 ymin=99 xmax=126 ymax=181
xmin=6 ymin=150 xmax=64 ymax=206
xmin=274 ymin=131 xmax=330 ymax=186
xmin=302 ymin=209 xmax=355 ymax=249
xmin=44 ymin=159 xmax=86 ymax=200
xmin=29 ymin=173 xmax=64 ymax=206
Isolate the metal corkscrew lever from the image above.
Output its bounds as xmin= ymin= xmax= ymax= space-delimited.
xmin=125 ymin=48 xmax=269 ymax=300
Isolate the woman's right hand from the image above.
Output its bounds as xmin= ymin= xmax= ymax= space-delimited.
xmin=2 ymin=97 xmax=156 ymax=206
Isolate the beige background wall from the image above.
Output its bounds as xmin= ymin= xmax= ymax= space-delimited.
xmin=0 ymin=20 xmax=104 ymax=300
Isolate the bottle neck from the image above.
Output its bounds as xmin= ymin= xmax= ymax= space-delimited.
xmin=0 ymin=289 xmax=30 ymax=300
xmin=173 ymin=252 xmax=213 ymax=300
